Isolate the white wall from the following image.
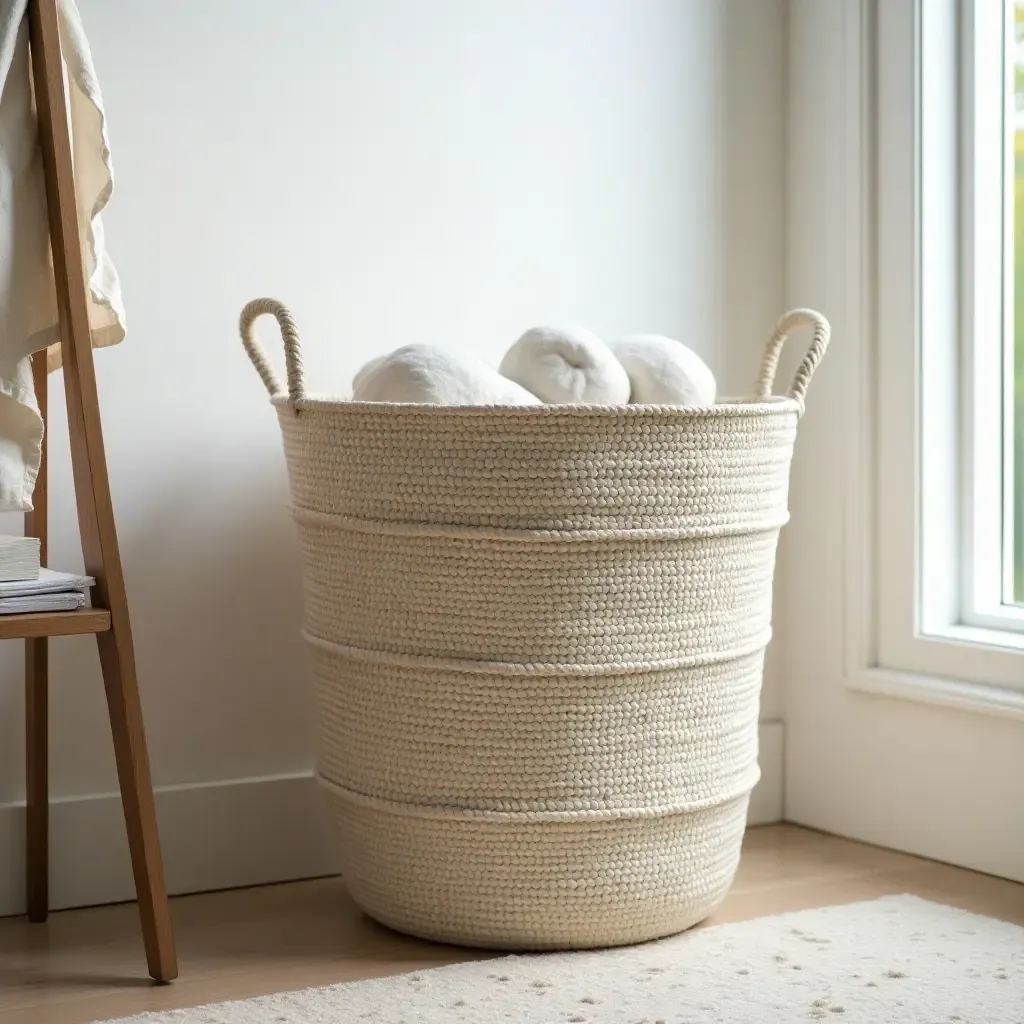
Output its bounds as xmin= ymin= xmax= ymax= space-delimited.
xmin=0 ymin=0 xmax=786 ymax=910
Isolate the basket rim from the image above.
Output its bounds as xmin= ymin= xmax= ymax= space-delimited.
xmin=271 ymin=395 xmax=802 ymax=418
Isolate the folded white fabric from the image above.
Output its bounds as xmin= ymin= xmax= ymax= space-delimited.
xmin=352 ymin=345 xmax=542 ymax=405
xmin=612 ymin=334 xmax=717 ymax=406
xmin=0 ymin=0 xmax=125 ymax=510
xmin=499 ymin=326 xmax=630 ymax=405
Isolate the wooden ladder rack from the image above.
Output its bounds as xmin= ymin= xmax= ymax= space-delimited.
xmin=17 ymin=0 xmax=178 ymax=983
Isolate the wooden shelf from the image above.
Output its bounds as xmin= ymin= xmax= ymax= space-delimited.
xmin=0 ymin=608 xmax=111 ymax=640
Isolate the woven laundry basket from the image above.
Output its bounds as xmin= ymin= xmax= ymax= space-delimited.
xmin=240 ymin=300 xmax=830 ymax=950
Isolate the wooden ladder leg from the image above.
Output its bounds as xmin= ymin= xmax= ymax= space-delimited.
xmin=25 ymin=353 xmax=49 ymax=922
xmin=29 ymin=0 xmax=178 ymax=982
xmin=24 ymin=638 xmax=48 ymax=921
xmin=95 ymin=627 xmax=177 ymax=982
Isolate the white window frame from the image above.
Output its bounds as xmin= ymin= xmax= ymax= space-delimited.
xmin=959 ymin=0 xmax=1024 ymax=633
xmin=869 ymin=0 xmax=1024 ymax=697
xmin=782 ymin=0 xmax=1024 ymax=883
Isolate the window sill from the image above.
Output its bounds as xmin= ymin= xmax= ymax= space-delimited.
xmin=950 ymin=607 xmax=1024 ymax=645
xmin=847 ymin=666 xmax=1024 ymax=721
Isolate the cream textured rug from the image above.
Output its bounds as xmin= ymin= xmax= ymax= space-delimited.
xmin=105 ymin=896 xmax=1022 ymax=1023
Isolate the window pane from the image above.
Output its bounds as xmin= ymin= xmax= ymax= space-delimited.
xmin=1013 ymin=1 xmax=1024 ymax=604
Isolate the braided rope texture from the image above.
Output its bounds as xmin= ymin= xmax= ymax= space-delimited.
xmin=275 ymin=400 xmax=802 ymax=949
xmin=239 ymin=298 xmax=306 ymax=400
xmin=755 ymin=308 xmax=830 ymax=405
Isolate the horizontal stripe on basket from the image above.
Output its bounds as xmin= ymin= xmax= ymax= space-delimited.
xmin=299 ymin=626 xmax=770 ymax=675
xmin=317 ymin=769 xmax=760 ymax=823
xmin=290 ymin=504 xmax=790 ymax=542
xmin=300 ymin=628 xmax=773 ymax=676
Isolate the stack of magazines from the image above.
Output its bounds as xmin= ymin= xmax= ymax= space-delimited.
xmin=0 ymin=535 xmax=95 ymax=614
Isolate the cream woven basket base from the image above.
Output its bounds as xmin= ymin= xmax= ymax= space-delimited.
xmin=320 ymin=776 xmax=751 ymax=950
xmin=239 ymin=303 xmax=832 ymax=950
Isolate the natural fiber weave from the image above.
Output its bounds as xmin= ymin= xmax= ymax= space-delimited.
xmin=240 ymin=302 xmax=831 ymax=950
xmin=294 ymin=510 xmax=780 ymax=665
xmin=320 ymin=777 xmax=751 ymax=950
xmin=277 ymin=403 xmax=798 ymax=530
xmin=309 ymin=641 xmax=763 ymax=813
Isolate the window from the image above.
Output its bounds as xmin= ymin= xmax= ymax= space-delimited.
xmin=913 ymin=0 xmax=1024 ymax=643
xmin=781 ymin=0 xmax=1024 ymax=882
xmin=1013 ymin=1 xmax=1024 ymax=605
xmin=953 ymin=0 xmax=1024 ymax=633
xmin=872 ymin=0 xmax=1024 ymax=688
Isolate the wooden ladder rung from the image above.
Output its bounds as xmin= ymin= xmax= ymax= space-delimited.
xmin=0 ymin=608 xmax=111 ymax=640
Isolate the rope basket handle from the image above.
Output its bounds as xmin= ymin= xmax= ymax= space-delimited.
xmin=753 ymin=308 xmax=831 ymax=407
xmin=239 ymin=298 xmax=306 ymax=403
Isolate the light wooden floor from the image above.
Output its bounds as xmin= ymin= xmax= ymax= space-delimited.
xmin=1 ymin=825 xmax=1022 ymax=1024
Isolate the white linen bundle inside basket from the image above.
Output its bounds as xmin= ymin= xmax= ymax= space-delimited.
xmin=241 ymin=302 xmax=830 ymax=949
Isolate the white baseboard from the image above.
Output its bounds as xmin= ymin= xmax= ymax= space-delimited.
xmin=0 ymin=721 xmax=784 ymax=916
xmin=0 ymin=772 xmax=338 ymax=917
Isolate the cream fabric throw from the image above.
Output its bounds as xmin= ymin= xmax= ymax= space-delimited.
xmin=0 ymin=0 xmax=123 ymax=510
